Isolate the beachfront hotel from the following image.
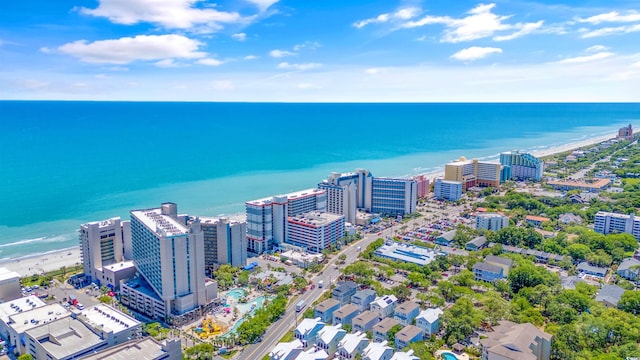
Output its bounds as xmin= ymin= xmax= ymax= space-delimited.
xmin=246 ymin=188 xmax=327 ymax=254
xmin=444 ymin=157 xmax=501 ymax=190
xmin=79 ymin=217 xmax=129 ymax=287
xmin=197 ymin=216 xmax=247 ymax=275
xmin=319 ymin=169 xmax=372 ymax=224
xmin=286 ymin=211 xmax=345 ymax=254
xmin=126 ymin=203 xmax=209 ymax=319
xmin=500 ymin=151 xmax=544 ymax=181
xmin=594 ymin=211 xmax=640 ymax=240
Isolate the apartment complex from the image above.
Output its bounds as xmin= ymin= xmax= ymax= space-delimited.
xmin=128 ymin=203 xmax=208 ymax=319
xmin=198 ymin=216 xmax=247 ymax=274
xmin=79 ymin=217 xmax=129 ymax=286
xmin=475 ymin=213 xmax=509 ymax=231
xmin=411 ymin=175 xmax=430 ymax=199
xmin=500 ymin=151 xmax=544 ymax=181
xmin=246 ymin=188 xmax=327 ymax=254
xmin=287 ymin=211 xmax=345 ymax=253
xmin=433 ymin=178 xmax=463 ymax=201
xmin=594 ymin=211 xmax=640 ymax=240
xmin=617 ymin=124 xmax=633 ymax=140
xmin=444 ymin=157 xmax=501 ymax=190
xmin=318 ymin=169 xmax=372 ymax=224
xmin=370 ymin=177 xmax=417 ymax=217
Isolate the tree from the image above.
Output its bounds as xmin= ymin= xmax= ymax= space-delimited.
xmin=18 ymin=355 xmax=33 ymax=360
xmin=618 ymin=290 xmax=640 ymax=315
xmin=387 ymin=324 xmax=404 ymax=343
xmin=443 ymin=297 xmax=483 ymax=345
xmin=391 ymin=285 xmax=411 ymax=302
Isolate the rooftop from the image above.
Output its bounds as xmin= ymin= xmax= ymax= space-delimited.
xmin=76 ymin=337 xmax=177 ymax=360
xmin=390 ymin=350 xmax=419 ymax=360
xmin=317 ymin=324 xmax=346 ymax=344
xmin=485 ymin=255 xmax=514 ymax=267
xmin=338 ymin=331 xmax=369 ymax=354
xmin=480 ymin=320 xmax=552 ymax=360
xmin=374 ymin=242 xmax=441 ymax=266
xmin=6 ymin=303 xmax=70 ymax=334
xmin=473 ymin=262 xmax=503 ymax=274
xmin=0 ymin=295 xmax=46 ymax=323
xmin=547 ymin=178 xmax=611 ymax=189
xmin=0 ymin=267 xmax=21 ymax=282
xmin=102 ymin=260 xmax=135 ymax=272
xmin=353 ymin=310 xmax=379 ymax=325
xmin=373 ymin=317 xmax=399 ymax=333
xmin=288 ymin=211 xmax=344 ymax=227
xmin=334 ymin=281 xmax=357 ymax=294
xmin=295 ymin=317 xmax=324 ymax=337
xmin=618 ymin=257 xmax=640 ymax=272
xmin=371 ymin=295 xmax=398 ymax=310
xmin=79 ymin=304 xmax=141 ymax=334
xmin=595 ymin=285 xmax=625 ymax=307
xmin=362 ymin=340 xmax=393 ymax=360
xmin=396 ymin=301 xmax=420 ymax=314
xmin=577 ymin=262 xmax=608 ymax=276
xmin=270 ymin=339 xmax=303 ymax=359
xmin=396 ymin=325 xmax=423 ymax=341
xmin=25 ymin=316 xmax=105 ymax=360
xmin=334 ymin=304 xmax=360 ymax=317
xmin=316 ymin=298 xmax=341 ymax=312
xmin=131 ymin=207 xmax=187 ymax=237
xmin=246 ymin=188 xmax=326 ymax=206
xmin=525 ymin=215 xmax=551 ymax=222
xmin=416 ymin=308 xmax=443 ymax=324
xmin=438 ymin=230 xmax=457 ymax=241
xmin=295 ymin=348 xmax=329 ymax=360
xmin=467 ymin=236 xmax=488 ymax=247
xmin=123 ymin=276 xmax=162 ymax=300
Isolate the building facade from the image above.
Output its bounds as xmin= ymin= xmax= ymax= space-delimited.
xmin=475 ymin=213 xmax=509 ymax=231
xmin=618 ymin=124 xmax=633 ymax=140
xmin=80 ymin=217 xmax=127 ymax=286
xmin=433 ymin=178 xmax=463 ymax=201
xmin=246 ymin=188 xmax=327 ymax=254
xmin=411 ymin=175 xmax=430 ymax=199
xmin=594 ymin=211 xmax=640 ymax=240
xmin=370 ymin=177 xmax=418 ymax=217
xmin=500 ymin=151 xmax=544 ymax=181
xmin=445 ymin=158 xmax=501 ymax=190
xmin=286 ymin=211 xmax=345 ymax=254
xmin=198 ymin=217 xmax=247 ymax=275
xmin=318 ymin=169 xmax=373 ymax=224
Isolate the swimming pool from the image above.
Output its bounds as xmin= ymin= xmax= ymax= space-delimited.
xmin=441 ymin=352 xmax=460 ymax=360
xmin=225 ymin=288 xmax=246 ymax=301
xmin=236 ymin=295 xmax=269 ymax=314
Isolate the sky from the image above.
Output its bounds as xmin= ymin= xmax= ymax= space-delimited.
xmin=1 ymin=0 xmax=640 ymax=102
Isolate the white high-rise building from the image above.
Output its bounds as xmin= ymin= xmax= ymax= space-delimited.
xmin=434 ymin=178 xmax=463 ymax=201
xmin=246 ymin=188 xmax=327 ymax=254
xmin=129 ymin=203 xmax=207 ymax=317
xmin=594 ymin=211 xmax=640 ymax=240
xmin=475 ymin=213 xmax=509 ymax=231
xmin=198 ymin=217 xmax=247 ymax=274
xmin=287 ymin=211 xmax=345 ymax=254
xmin=370 ymin=177 xmax=417 ymax=217
xmin=318 ymin=169 xmax=372 ymax=224
xmin=80 ymin=217 xmax=127 ymax=285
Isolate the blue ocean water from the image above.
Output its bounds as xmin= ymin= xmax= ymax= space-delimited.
xmin=1 ymin=102 xmax=639 ymax=259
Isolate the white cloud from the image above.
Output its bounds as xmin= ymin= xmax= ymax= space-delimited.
xmin=155 ymin=59 xmax=180 ymax=68
xmin=353 ymin=7 xmax=420 ymax=28
xmin=244 ymin=55 xmax=258 ymax=60
xmin=402 ymin=3 xmax=543 ymax=43
xmin=14 ymin=79 xmax=49 ymax=90
xmin=245 ymin=0 xmax=278 ymax=12
xmin=493 ymin=21 xmax=544 ymax=41
xmin=297 ymin=83 xmax=320 ymax=89
xmin=277 ymin=62 xmax=322 ymax=70
xmin=232 ymin=33 xmax=247 ymax=41
xmin=58 ymin=34 xmax=206 ymax=64
xmin=210 ymin=80 xmax=234 ymax=90
xmin=451 ymin=46 xmax=502 ymax=61
xmin=581 ymin=23 xmax=640 ymax=38
xmin=576 ymin=11 xmax=640 ymax=24
xmin=293 ymin=41 xmax=321 ymax=51
xmin=94 ymin=74 xmax=110 ymax=79
xmin=365 ymin=68 xmax=382 ymax=74
xmin=269 ymin=49 xmax=296 ymax=58
xmin=40 ymin=47 xmax=53 ymax=54
xmin=103 ymin=66 xmax=129 ymax=71
xmin=632 ymin=61 xmax=640 ymax=68
xmin=196 ymin=58 xmax=224 ymax=66
xmin=79 ymin=0 xmax=245 ymax=30
xmin=586 ymin=45 xmax=608 ymax=52
xmin=557 ymin=51 xmax=614 ymax=64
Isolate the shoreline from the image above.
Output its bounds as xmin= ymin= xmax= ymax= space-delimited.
xmin=0 ymin=131 xmax=618 ymax=279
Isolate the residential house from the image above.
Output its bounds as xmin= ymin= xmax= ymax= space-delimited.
xmin=370 ymin=295 xmax=398 ymax=320
xmin=525 ymin=215 xmax=550 ymax=228
xmin=333 ymin=304 xmax=360 ymax=326
xmin=466 ymin=236 xmax=488 ymax=251
xmin=351 ymin=289 xmax=377 ymax=312
xmin=353 ymin=311 xmax=379 ymax=334
xmin=617 ymin=257 xmax=640 ymax=281
xmin=294 ymin=317 xmax=325 ymax=348
xmin=315 ymin=298 xmax=341 ymax=323
xmin=577 ymin=262 xmax=608 ymax=278
xmin=333 ymin=281 xmax=358 ymax=305
xmin=362 ymin=340 xmax=394 ymax=360
xmin=295 ymin=348 xmax=329 ymax=360
xmin=595 ymin=285 xmax=625 ymax=308
xmin=473 ymin=262 xmax=505 ymax=283
xmin=559 ymin=275 xmax=587 ymax=290
xmin=485 ymin=255 xmax=514 ymax=275
xmin=373 ymin=318 xmax=400 ymax=343
xmin=394 ymin=301 xmax=420 ymax=326
xmin=558 ymin=213 xmax=583 ymax=225
xmin=480 ymin=320 xmax=552 ymax=360
xmin=415 ymin=308 xmax=444 ymax=337
xmin=435 ymin=230 xmax=457 ymax=246
xmin=390 ymin=350 xmax=419 ymax=360
xmin=270 ymin=339 xmax=304 ymax=360
xmin=316 ymin=324 xmax=347 ymax=357
xmin=337 ymin=332 xmax=369 ymax=360
xmin=395 ymin=325 xmax=423 ymax=350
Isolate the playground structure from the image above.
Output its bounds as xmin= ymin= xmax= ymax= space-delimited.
xmin=193 ymin=316 xmax=226 ymax=339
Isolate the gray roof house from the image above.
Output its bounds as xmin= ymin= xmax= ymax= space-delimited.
xmin=466 ymin=236 xmax=488 ymax=251
xmin=595 ymin=284 xmax=625 ymax=308
xmin=480 ymin=320 xmax=552 ymax=360
xmin=617 ymin=257 xmax=640 ymax=281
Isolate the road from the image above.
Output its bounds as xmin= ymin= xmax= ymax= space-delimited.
xmin=236 ymin=226 xmax=397 ymax=360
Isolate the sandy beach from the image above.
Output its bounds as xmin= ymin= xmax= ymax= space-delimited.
xmin=0 ymin=132 xmax=619 ymax=279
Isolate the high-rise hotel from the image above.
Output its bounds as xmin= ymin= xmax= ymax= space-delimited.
xmin=444 ymin=158 xmax=501 ymax=190
xmin=500 ymin=151 xmax=544 ymax=182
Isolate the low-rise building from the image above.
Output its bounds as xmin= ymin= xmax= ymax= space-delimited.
xmin=370 ymin=295 xmax=398 ymax=320
xmin=525 ymin=215 xmax=550 ymax=228
xmin=473 ymin=262 xmax=505 ymax=283
xmin=394 ymin=302 xmax=420 ymax=326
xmin=100 ymin=261 xmax=136 ymax=291
xmin=78 ymin=337 xmax=182 ymax=360
xmin=466 ymin=236 xmax=488 ymax=251
xmin=295 ymin=348 xmax=329 ymax=360
xmin=547 ymin=178 xmax=610 ymax=192
xmin=558 ymin=213 xmax=583 ymax=225
xmin=434 ymin=178 xmax=463 ymax=201
xmin=362 ymin=340 xmax=394 ymax=360
xmin=577 ymin=262 xmax=608 ymax=278
xmin=121 ymin=277 xmax=166 ymax=321
xmin=315 ymin=298 xmax=342 ymax=323
xmin=415 ymin=308 xmax=443 ymax=337
xmin=351 ymin=289 xmax=377 ymax=312
xmin=337 ymin=332 xmax=369 ymax=360
xmin=435 ymin=230 xmax=457 ymax=246
xmin=374 ymin=242 xmax=441 ymax=266
xmin=270 ymin=339 xmax=304 ymax=360
xmin=475 ymin=213 xmax=509 ymax=231
xmin=485 ymin=255 xmax=514 ymax=275
xmin=294 ymin=317 xmax=325 ymax=348
xmin=390 ymin=350 xmax=419 ymax=360
xmin=333 ymin=304 xmax=360 ymax=327
xmin=480 ymin=320 xmax=552 ymax=360
xmin=353 ymin=311 xmax=379 ymax=333
xmin=394 ymin=325 xmax=423 ymax=350
xmin=617 ymin=257 xmax=640 ymax=280
xmin=595 ymin=285 xmax=625 ymax=308
xmin=373 ymin=318 xmax=400 ymax=343
xmin=333 ymin=281 xmax=358 ymax=305
xmin=315 ymin=324 xmax=347 ymax=356
xmin=0 ymin=267 xmax=21 ymax=302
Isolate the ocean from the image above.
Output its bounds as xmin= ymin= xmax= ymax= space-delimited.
xmin=1 ymin=102 xmax=639 ymax=260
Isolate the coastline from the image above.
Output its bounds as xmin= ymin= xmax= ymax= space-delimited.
xmin=0 ymin=131 xmax=618 ymax=279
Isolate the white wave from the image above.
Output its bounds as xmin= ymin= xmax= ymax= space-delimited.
xmin=0 ymin=234 xmax=74 ymax=248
